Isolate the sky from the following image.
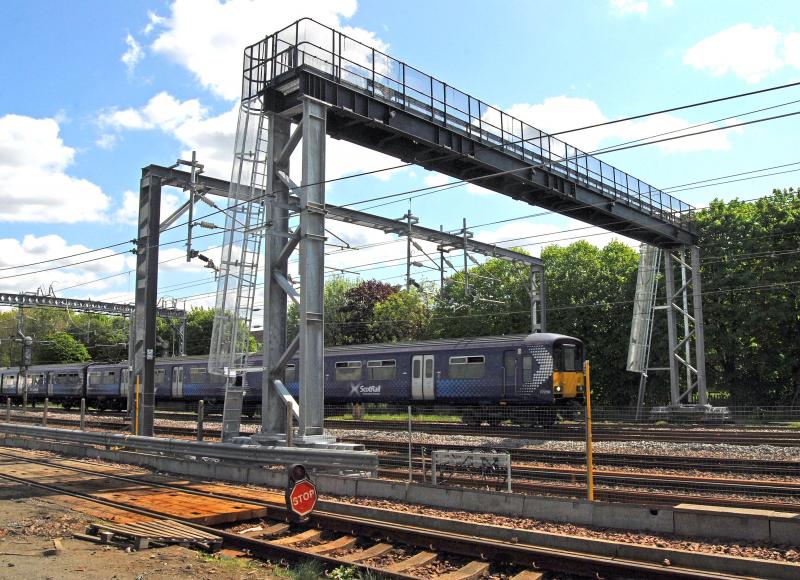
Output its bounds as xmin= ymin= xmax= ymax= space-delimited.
xmin=1 ymin=0 xmax=799 ymax=312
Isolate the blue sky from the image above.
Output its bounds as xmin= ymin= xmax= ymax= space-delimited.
xmin=1 ymin=0 xmax=799 ymax=310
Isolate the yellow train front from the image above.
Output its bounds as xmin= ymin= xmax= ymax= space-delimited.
xmin=519 ymin=333 xmax=586 ymax=418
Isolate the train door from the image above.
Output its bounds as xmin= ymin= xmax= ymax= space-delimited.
xmin=411 ymin=354 xmax=435 ymax=400
xmin=503 ymin=351 xmax=517 ymax=398
xmin=121 ymin=368 xmax=130 ymax=398
xmin=171 ymin=366 xmax=184 ymax=398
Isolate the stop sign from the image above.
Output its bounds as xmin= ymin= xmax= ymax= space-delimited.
xmin=287 ymin=478 xmax=317 ymax=518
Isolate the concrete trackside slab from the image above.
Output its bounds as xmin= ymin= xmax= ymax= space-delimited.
xmin=522 ymin=495 xmax=593 ymax=525
xmin=591 ymin=501 xmax=674 ymax=534
xmin=355 ymin=477 xmax=407 ymax=502
xmin=461 ymin=488 xmax=524 ymax=516
xmin=406 ymin=483 xmax=464 ymax=509
xmin=317 ymin=475 xmax=358 ymax=497
xmin=674 ymin=510 xmax=770 ymax=542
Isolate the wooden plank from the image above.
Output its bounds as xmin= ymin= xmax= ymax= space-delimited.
xmin=342 ymin=543 xmax=393 ymax=563
xmin=383 ymin=551 xmax=437 ymax=573
xmin=511 ymin=571 xmax=544 ymax=580
xmin=271 ymin=529 xmax=322 ymax=546
xmin=305 ymin=535 xmax=358 ymax=554
xmin=439 ymin=560 xmax=490 ymax=580
xmin=262 ymin=523 xmax=291 ymax=537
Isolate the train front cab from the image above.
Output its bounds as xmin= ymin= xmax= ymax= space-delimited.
xmin=552 ymin=337 xmax=585 ymax=408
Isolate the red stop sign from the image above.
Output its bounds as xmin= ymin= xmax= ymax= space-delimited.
xmin=288 ymin=479 xmax=317 ymax=517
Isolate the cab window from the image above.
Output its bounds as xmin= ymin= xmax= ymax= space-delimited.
xmin=554 ymin=343 xmax=582 ymax=372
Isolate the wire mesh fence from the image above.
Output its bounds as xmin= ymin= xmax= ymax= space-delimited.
xmin=2 ymin=395 xmax=800 ymax=510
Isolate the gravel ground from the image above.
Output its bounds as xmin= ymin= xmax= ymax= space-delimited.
xmin=328 ymin=427 xmax=800 ymax=461
xmin=326 ymin=495 xmax=800 ymax=564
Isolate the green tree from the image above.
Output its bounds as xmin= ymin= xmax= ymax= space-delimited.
xmin=184 ymin=307 xmax=216 ymax=355
xmin=288 ymin=277 xmax=357 ymax=346
xmin=372 ymin=289 xmax=431 ymax=342
xmin=35 ymin=332 xmax=90 ymax=364
xmin=695 ymin=188 xmax=800 ymax=406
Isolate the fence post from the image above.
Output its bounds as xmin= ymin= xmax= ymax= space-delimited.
xmin=197 ymin=400 xmax=204 ymax=441
xmin=43 ymin=397 xmax=48 ymax=427
xmin=584 ymin=360 xmax=594 ymax=501
xmin=5 ymin=397 xmax=10 ymax=422
xmin=408 ymin=405 xmax=413 ymax=482
xmin=80 ymin=398 xmax=86 ymax=431
xmin=507 ymin=455 xmax=512 ymax=493
xmin=431 ymin=452 xmax=437 ymax=485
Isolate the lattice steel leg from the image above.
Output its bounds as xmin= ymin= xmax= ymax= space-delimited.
xmin=262 ymin=113 xmax=291 ymax=439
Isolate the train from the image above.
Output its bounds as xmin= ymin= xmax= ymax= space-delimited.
xmin=0 ymin=332 xmax=586 ymax=423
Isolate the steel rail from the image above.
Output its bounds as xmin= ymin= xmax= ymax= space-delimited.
xmin=0 ymin=450 xmax=743 ymax=579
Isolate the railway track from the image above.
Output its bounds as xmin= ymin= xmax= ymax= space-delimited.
xmin=8 ymin=405 xmax=800 ymax=445
xmin=4 ymin=413 xmax=800 ymax=513
xmin=0 ymin=447 xmax=733 ymax=579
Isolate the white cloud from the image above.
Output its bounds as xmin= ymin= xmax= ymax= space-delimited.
xmin=102 ymin=93 xmax=405 ymax=181
xmin=0 ymin=114 xmax=110 ymax=223
xmin=114 ymin=189 xmax=184 ymax=225
xmin=100 ymin=91 xmax=205 ymax=131
xmin=0 ymin=234 xmax=126 ymax=294
xmin=504 ymin=96 xmax=735 ymax=155
xmin=143 ymin=10 xmax=165 ymax=35
xmin=610 ymin=0 xmax=648 ymax=16
xmin=95 ymin=133 xmax=117 ymax=150
xmin=121 ymin=33 xmax=144 ymax=74
xmin=149 ymin=0 xmax=365 ymax=101
xmin=683 ymin=24 xmax=793 ymax=83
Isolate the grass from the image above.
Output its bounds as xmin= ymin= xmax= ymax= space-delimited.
xmin=272 ymin=558 xmax=327 ymax=580
xmin=197 ymin=552 xmax=259 ymax=571
xmin=786 ymin=422 xmax=800 ymax=430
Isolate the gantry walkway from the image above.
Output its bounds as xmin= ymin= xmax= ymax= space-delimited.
xmin=243 ymin=18 xmax=696 ymax=247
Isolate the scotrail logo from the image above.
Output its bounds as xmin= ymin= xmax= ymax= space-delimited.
xmin=349 ymin=383 xmax=382 ymax=396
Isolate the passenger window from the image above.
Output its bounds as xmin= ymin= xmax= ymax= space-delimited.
xmin=504 ymin=353 xmax=516 ymax=382
xmin=285 ymin=364 xmax=297 ymax=383
xmin=448 ymin=355 xmax=485 ymax=379
xmin=424 ymin=358 xmax=434 ymax=379
xmin=189 ymin=368 xmax=206 ymax=383
xmin=412 ymin=359 xmax=421 ymax=379
xmin=367 ymin=360 xmax=396 ymax=380
xmin=89 ymin=372 xmax=102 ymax=386
xmin=522 ymin=356 xmax=533 ymax=383
xmin=335 ymin=361 xmax=362 ymax=382
xmin=154 ymin=369 xmax=166 ymax=384
xmin=103 ymin=371 xmax=117 ymax=384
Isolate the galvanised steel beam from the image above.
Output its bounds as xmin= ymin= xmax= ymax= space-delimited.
xmin=262 ymin=113 xmax=292 ymax=438
xmin=134 ymin=171 xmax=161 ymax=437
xmin=298 ymin=97 xmax=327 ymax=439
xmin=0 ymin=292 xmax=184 ymax=319
xmin=141 ymin=165 xmax=543 ymax=267
xmin=0 ymin=423 xmax=378 ymax=472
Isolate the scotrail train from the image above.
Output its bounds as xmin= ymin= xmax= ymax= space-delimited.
xmin=0 ymin=333 xmax=585 ymax=424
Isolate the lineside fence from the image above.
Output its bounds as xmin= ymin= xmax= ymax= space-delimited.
xmin=3 ymin=395 xmax=800 ymax=508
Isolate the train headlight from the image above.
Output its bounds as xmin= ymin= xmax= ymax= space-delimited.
xmin=555 ymin=386 xmax=562 ymax=393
